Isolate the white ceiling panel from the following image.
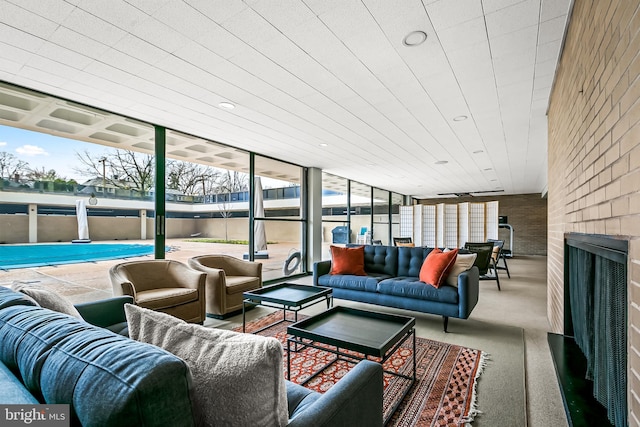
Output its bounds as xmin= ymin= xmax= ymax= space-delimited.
xmin=0 ymin=2 xmax=59 ymax=39
xmin=437 ymin=17 xmax=488 ymax=52
xmin=426 ymin=0 xmax=484 ymax=30
xmin=485 ymin=0 xmax=540 ymax=39
xmin=0 ymin=0 xmax=572 ymax=198
xmin=541 ymin=0 xmax=572 ymax=21
xmin=60 ymin=7 xmax=127 ymax=45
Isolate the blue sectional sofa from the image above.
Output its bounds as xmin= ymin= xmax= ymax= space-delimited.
xmin=0 ymin=286 xmax=383 ymax=427
xmin=313 ymin=245 xmax=480 ymax=332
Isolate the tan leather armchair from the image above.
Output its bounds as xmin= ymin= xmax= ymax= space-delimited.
xmin=109 ymin=259 xmax=206 ymax=323
xmin=188 ymin=255 xmax=262 ymax=318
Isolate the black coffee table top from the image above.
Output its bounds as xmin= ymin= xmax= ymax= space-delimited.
xmin=244 ymin=283 xmax=332 ymax=307
xmin=287 ymin=306 xmax=415 ymax=357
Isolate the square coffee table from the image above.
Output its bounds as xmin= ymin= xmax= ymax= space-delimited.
xmin=286 ymin=306 xmax=416 ymax=424
xmin=242 ymin=283 xmax=333 ymax=333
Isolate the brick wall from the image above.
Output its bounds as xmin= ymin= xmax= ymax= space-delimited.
xmin=547 ymin=1 xmax=640 ymax=425
xmin=419 ymin=193 xmax=547 ymax=255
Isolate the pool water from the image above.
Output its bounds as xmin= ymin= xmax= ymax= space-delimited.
xmin=0 ymin=243 xmax=157 ymax=270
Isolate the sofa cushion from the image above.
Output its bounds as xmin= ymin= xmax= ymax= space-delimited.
xmin=12 ymin=284 xmax=82 ymax=318
xmin=419 ymin=248 xmax=458 ymax=288
xmin=377 ymin=278 xmax=459 ymax=304
xmin=0 ymin=304 xmax=196 ymax=426
xmin=330 ymin=245 xmax=366 ymax=275
xmin=446 ymin=253 xmax=477 ymax=287
xmin=362 ymin=245 xmax=398 ymax=276
xmin=317 ymin=273 xmax=387 ymax=293
xmin=125 ymin=304 xmax=289 ymax=427
xmin=397 ymin=246 xmax=430 ymax=277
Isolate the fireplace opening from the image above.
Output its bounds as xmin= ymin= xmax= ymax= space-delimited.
xmin=549 ymin=233 xmax=628 ymax=427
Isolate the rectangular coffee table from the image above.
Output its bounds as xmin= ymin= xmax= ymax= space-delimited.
xmin=286 ymin=306 xmax=416 ymax=424
xmin=242 ymin=283 xmax=333 ymax=333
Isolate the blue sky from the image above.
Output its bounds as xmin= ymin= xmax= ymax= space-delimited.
xmin=0 ymin=124 xmax=106 ymax=182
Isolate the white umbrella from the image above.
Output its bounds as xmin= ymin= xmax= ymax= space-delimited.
xmin=254 ymin=177 xmax=268 ymax=252
xmin=74 ymin=199 xmax=91 ymax=243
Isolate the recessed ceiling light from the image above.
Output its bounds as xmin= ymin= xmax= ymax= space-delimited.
xmin=435 ymin=160 xmax=448 ymax=165
xmin=473 ymin=150 xmax=484 ymax=154
xmin=218 ymin=102 xmax=235 ymax=110
xmin=453 ymin=115 xmax=468 ymax=121
xmin=319 ymin=143 xmax=328 ymax=147
xmin=402 ymin=31 xmax=427 ymax=47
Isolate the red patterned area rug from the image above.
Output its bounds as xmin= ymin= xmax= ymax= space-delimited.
xmin=237 ymin=311 xmax=487 ymax=426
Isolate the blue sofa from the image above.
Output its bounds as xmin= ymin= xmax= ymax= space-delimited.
xmin=0 ymin=286 xmax=383 ymax=427
xmin=313 ymin=245 xmax=480 ymax=332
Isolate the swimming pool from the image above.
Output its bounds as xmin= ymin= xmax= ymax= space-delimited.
xmin=0 ymin=243 xmax=157 ymax=270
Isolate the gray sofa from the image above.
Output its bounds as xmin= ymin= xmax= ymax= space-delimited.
xmin=313 ymin=245 xmax=480 ymax=332
xmin=0 ymin=286 xmax=383 ymax=427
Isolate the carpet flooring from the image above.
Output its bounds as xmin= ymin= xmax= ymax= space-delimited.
xmin=239 ymin=311 xmax=487 ymax=426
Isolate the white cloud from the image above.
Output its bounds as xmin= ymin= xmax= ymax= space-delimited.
xmin=0 ymin=141 xmax=6 ymax=147
xmin=16 ymin=144 xmax=48 ymax=156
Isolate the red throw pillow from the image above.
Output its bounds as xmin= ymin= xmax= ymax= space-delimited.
xmin=330 ymin=245 xmax=367 ymax=276
xmin=419 ymin=248 xmax=459 ymax=288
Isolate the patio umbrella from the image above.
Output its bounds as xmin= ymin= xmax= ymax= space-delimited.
xmin=254 ymin=177 xmax=268 ymax=253
xmin=73 ymin=199 xmax=91 ymax=243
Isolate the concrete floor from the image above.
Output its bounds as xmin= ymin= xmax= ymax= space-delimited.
xmin=0 ymin=244 xmax=567 ymax=427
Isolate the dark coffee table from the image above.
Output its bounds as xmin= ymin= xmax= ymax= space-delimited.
xmin=286 ymin=306 xmax=416 ymax=424
xmin=242 ymin=283 xmax=332 ymax=333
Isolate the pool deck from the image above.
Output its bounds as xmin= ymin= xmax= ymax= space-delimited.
xmin=0 ymin=239 xmax=304 ymax=305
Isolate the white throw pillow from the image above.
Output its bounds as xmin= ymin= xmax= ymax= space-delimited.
xmin=446 ymin=253 xmax=477 ymax=287
xmin=13 ymin=284 xmax=82 ymax=318
xmin=125 ymin=304 xmax=289 ymax=427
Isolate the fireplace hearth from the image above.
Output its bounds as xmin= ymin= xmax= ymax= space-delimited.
xmin=549 ymin=233 xmax=628 ymax=427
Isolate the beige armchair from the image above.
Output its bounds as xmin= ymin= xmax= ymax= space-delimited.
xmin=109 ymin=259 xmax=206 ymax=324
xmin=188 ymin=255 xmax=262 ymax=318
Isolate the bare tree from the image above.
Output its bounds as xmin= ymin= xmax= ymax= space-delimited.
xmin=214 ymin=170 xmax=249 ymax=240
xmin=27 ymin=166 xmax=61 ymax=181
xmin=75 ymin=149 xmax=154 ymax=195
xmin=0 ymin=152 xmax=29 ymax=181
xmin=217 ymin=170 xmax=249 ymax=193
xmin=167 ymin=160 xmax=221 ymax=195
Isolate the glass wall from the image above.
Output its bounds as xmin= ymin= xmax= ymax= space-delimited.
xmin=391 ymin=192 xmax=404 ymax=242
xmin=321 ymin=172 xmax=349 ymax=260
xmin=254 ymin=155 xmax=304 ymax=281
xmin=0 ymin=82 xmax=410 ymax=283
xmin=350 ymin=181 xmax=372 ymax=244
xmin=372 ymin=188 xmax=390 ymax=245
xmin=163 ymin=130 xmax=251 ymax=265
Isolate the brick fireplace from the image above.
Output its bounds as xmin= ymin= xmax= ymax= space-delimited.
xmin=550 ymin=233 xmax=628 ymax=426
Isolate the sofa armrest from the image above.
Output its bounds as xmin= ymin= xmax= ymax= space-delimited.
xmin=312 ymin=260 xmax=332 ymax=286
xmin=287 ymin=360 xmax=383 ymax=427
xmin=0 ymin=362 xmax=38 ymax=404
xmin=75 ymin=296 xmax=134 ymax=328
xmin=457 ymin=266 xmax=480 ymax=319
xmin=224 ymin=256 xmax=263 ymax=277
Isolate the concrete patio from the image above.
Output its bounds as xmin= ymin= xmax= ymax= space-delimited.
xmin=0 ymin=238 xmax=306 ymax=304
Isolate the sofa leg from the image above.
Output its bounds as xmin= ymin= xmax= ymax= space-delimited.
xmin=443 ymin=316 xmax=449 ymax=333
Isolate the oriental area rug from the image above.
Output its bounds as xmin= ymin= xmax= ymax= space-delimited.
xmin=237 ymin=311 xmax=487 ymax=427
